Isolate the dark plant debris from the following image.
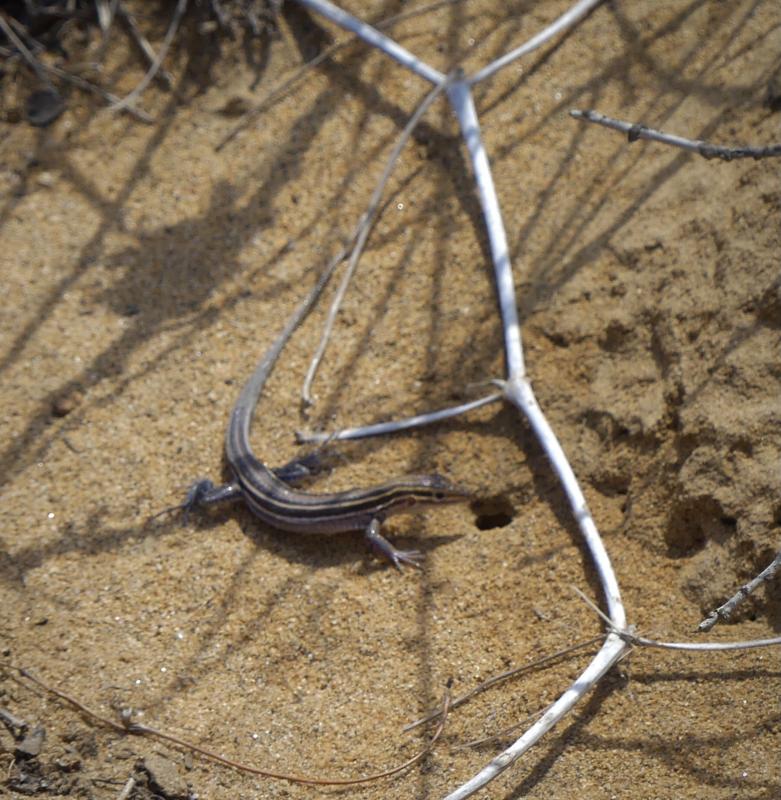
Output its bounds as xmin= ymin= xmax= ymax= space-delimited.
xmin=0 ymin=0 xmax=280 ymax=125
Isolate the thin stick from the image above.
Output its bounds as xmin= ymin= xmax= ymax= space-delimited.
xmin=301 ymin=74 xmax=453 ymax=406
xmin=469 ymin=0 xmax=603 ymax=85
xmin=455 ymin=705 xmax=550 ymax=750
xmin=447 ymin=80 xmax=524 ymax=379
xmin=126 ymin=688 xmax=451 ymax=786
xmin=95 ymin=0 xmax=117 ymax=34
xmin=42 ymin=62 xmax=153 ymax=122
xmin=1 ymin=662 xmax=451 ymax=786
xmin=297 ymin=392 xmax=503 ymax=444
xmin=699 ymin=548 xmax=781 ymax=631
xmin=571 ymin=586 xmax=781 ymax=651
xmin=294 ymin=7 xmax=630 ymax=794
xmin=405 ymin=635 xmax=603 ymax=732
xmin=94 ymin=0 xmax=120 ymax=62
xmin=296 ymin=0 xmax=444 ymax=85
xmin=117 ymin=1 xmax=174 ymax=88
xmin=109 ymin=0 xmax=188 ymax=113
xmin=570 ymin=108 xmax=781 ymax=161
xmin=442 ymin=73 xmax=629 ymax=800
xmin=3 ymin=664 xmax=127 ymax=734
xmin=0 ymin=12 xmax=56 ymax=89
xmin=217 ymin=0 xmax=464 ymax=151
xmin=116 ymin=776 xmax=135 ymax=800
xmin=634 ymin=633 xmax=781 ymax=651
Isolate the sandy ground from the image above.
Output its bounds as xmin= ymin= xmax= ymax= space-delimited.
xmin=1 ymin=1 xmax=780 ymax=798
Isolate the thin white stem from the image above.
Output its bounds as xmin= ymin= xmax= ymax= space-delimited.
xmin=570 ymin=108 xmax=781 ymax=160
xmin=95 ymin=0 xmax=112 ymax=33
xmin=109 ymin=0 xmax=187 ymax=113
xmin=444 ymin=77 xmax=628 ymax=800
xmin=287 ymin=6 xmax=628 ymax=798
xmin=302 ymin=76 xmax=451 ymax=405
xmin=96 ymin=0 xmax=120 ymax=36
xmin=296 ymin=392 xmax=503 ymax=444
xmin=444 ymin=634 xmax=627 ymax=800
xmin=506 ymin=381 xmax=625 ymax=623
xmin=116 ymin=776 xmax=136 ymax=800
xmin=447 ymin=79 xmax=524 ymax=379
xmin=295 ymin=0 xmax=445 ymax=85
xmin=217 ymin=0 xmax=465 ymax=151
xmin=635 ymin=634 xmax=781 ymax=651
xmin=435 ymin=379 xmax=633 ymax=799
xmin=573 ymin=587 xmax=781 ymax=651
xmin=469 ymin=0 xmax=603 ymax=85
xmin=699 ymin=547 xmax=781 ymax=631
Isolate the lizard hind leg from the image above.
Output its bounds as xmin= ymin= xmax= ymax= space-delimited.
xmin=181 ymin=479 xmax=242 ymax=518
xmin=148 ymin=480 xmax=242 ymax=526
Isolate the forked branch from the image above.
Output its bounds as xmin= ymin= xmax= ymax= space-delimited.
xmin=293 ymin=3 xmax=630 ymax=799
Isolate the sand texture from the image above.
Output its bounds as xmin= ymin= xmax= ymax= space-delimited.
xmin=1 ymin=2 xmax=780 ymax=798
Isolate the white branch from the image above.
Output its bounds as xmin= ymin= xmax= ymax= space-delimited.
xmin=573 ymin=587 xmax=781 ymax=651
xmin=446 ymin=79 xmax=524 ymax=379
xmin=636 ymin=634 xmax=781 ymax=651
xmin=469 ymin=0 xmax=604 ymax=85
xmin=444 ymin=635 xmax=627 ymax=799
xmin=443 ymin=77 xmax=627 ymax=799
xmin=295 ymin=0 xmax=445 ymax=85
xmin=296 ymin=392 xmax=502 ymax=444
xmin=285 ymin=5 xmax=630 ymax=798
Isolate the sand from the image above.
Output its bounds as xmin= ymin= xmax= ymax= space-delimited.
xmin=1 ymin=2 xmax=780 ymax=798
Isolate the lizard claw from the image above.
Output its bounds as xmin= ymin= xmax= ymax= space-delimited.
xmin=389 ymin=548 xmax=424 ymax=571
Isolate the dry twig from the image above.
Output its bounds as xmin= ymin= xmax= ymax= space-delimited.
xmin=1 ymin=661 xmax=452 ymax=786
xmin=116 ymin=775 xmax=136 ymax=800
xmin=297 ymin=392 xmax=503 ymax=444
xmin=301 ymin=73 xmax=454 ymax=406
xmin=572 ymin=587 xmax=781 ymax=651
xmin=0 ymin=12 xmax=56 ymax=89
xmin=109 ymin=0 xmax=188 ymax=113
xmin=116 ymin=1 xmax=174 ymax=88
xmin=698 ymin=548 xmax=781 ymax=632
xmin=405 ymin=636 xmax=603 ymax=732
xmin=570 ymin=108 xmax=781 ymax=160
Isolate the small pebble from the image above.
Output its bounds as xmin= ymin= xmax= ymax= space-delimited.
xmin=218 ymin=96 xmax=252 ymax=117
xmin=26 ymin=88 xmax=64 ymax=127
xmin=36 ymin=171 xmax=55 ymax=188
xmin=141 ymin=753 xmax=189 ymax=799
xmin=52 ymin=390 xmax=83 ymax=417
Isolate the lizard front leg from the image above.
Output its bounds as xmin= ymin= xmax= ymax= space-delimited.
xmin=364 ymin=518 xmax=423 ymax=570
